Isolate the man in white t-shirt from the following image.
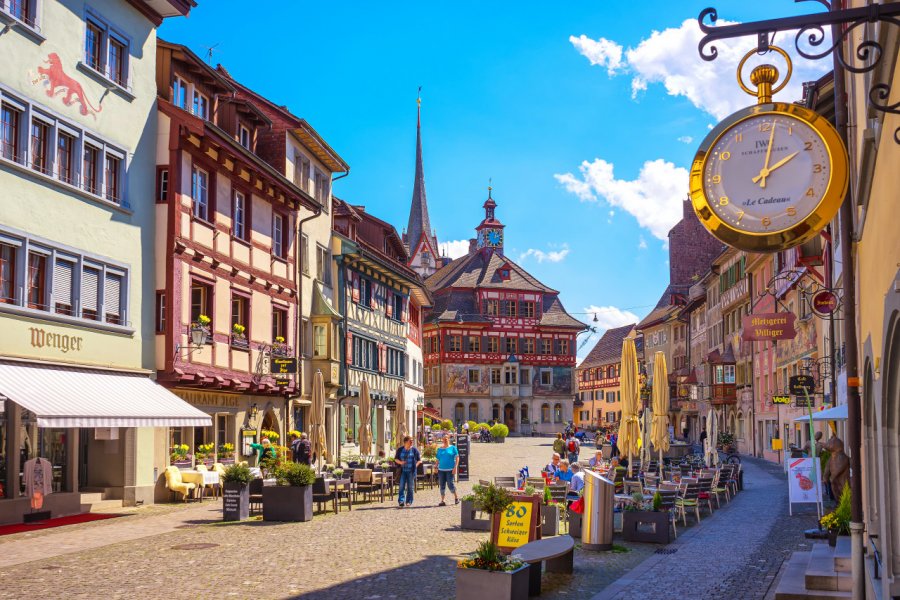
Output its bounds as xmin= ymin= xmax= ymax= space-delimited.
xmin=462 ymin=421 xmax=470 ymax=434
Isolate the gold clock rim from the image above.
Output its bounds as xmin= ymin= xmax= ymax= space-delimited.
xmin=689 ymin=102 xmax=848 ymax=253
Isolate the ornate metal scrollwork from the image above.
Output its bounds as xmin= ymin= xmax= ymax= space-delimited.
xmin=697 ymin=3 xmax=900 ymax=143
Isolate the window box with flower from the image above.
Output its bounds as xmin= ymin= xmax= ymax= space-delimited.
xmin=170 ymin=444 xmax=193 ymax=468
xmin=217 ymin=443 xmax=235 ymax=464
xmin=231 ymin=323 xmax=249 ymax=350
xmin=272 ymin=336 xmax=292 ymax=357
xmin=190 ymin=315 xmax=211 ymax=346
xmin=196 ymin=443 xmax=216 ymax=467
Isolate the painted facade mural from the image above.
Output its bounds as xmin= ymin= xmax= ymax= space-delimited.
xmin=444 ymin=365 xmax=489 ymax=395
xmin=533 ymin=367 xmax=573 ymax=396
xmin=30 ymin=54 xmax=102 ymax=118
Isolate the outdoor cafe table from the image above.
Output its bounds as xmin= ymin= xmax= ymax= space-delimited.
xmin=372 ymin=471 xmax=394 ymax=502
xmin=180 ymin=470 xmax=220 ymax=500
xmin=325 ymin=478 xmax=353 ymax=511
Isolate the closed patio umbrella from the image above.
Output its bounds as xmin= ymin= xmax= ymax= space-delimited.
xmin=394 ymin=383 xmax=408 ymax=447
xmin=704 ymin=407 xmax=719 ymax=467
xmin=650 ymin=351 xmax=671 ymax=477
xmin=616 ymin=337 xmax=641 ymax=477
xmin=358 ymin=379 xmax=373 ymax=456
xmin=310 ymin=369 xmax=329 ymax=470
xmin=640 ymin=407 xmax=653 ymax=466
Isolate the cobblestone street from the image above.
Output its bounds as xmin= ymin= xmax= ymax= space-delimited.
xmin=0 ymin=438 xmax=816 ymax=600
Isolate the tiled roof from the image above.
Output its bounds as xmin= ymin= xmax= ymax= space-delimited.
xmin=425 ymin=249 xmax=555 ymax=294
xmin=540 ymin=296 xmax=585 ymax=329
xmin=578 ymin=324 xmax=635 ymax=369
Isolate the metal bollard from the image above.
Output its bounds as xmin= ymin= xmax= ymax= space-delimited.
xmin=581 ymin=470 xmax=614 ymax=550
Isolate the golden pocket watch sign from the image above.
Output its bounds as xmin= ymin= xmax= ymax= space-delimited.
xmin=690 ymin=47 xmax=849 ymax=253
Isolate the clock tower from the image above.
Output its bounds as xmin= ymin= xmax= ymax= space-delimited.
xmin=475 ymin=187 xmax=505 ymax=255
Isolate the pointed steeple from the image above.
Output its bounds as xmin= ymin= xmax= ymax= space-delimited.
xmin=405 ymin=90 xmax=438 ymax=271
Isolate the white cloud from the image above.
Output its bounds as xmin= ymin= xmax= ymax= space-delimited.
xmin=555 ymin=158 xmax=688 ymax=240
xmin=568 ymin=34 xmax=624 ymax=75
xmin=518 ymin=244 xmax=570 ymax=264
xmin=570 ymin=20 xmax=830 ymax=120
xmin=582 ymin=305 xmax=640 ymax=331
xmin=439 ymin=239 xmax=470 ymax=259
xmin=638 ymin=236 xmax=648 ymax=250
xmin=677 ymin=135 xmax=693 ymax=144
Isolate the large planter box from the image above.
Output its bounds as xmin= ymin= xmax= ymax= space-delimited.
xmin=541 ymin=504 xmax=559 ymax=536
xmin=622 ymin=510 xmax=671 ymax=544
xmin=456 ymin=564 xmax=529 ymax=600
xmin=461 ymin=499 xmax=491 ymax=531
xmin=568 ymin=508 xmax=582 ymax=539
xmin=262 ymin=485 xmax=313 ymax=522
xmin=222 ymin=481 xmax=249 ymax=521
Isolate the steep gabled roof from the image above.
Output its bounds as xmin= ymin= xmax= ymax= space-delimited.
xmin=578 ymin=324 xmax=636 ymax=369
xmin=424 ymin=250 xmax=556 ymax=294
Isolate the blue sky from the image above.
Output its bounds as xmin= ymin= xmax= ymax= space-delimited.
xmin=160 ymin=1 xmax=830 ymax=358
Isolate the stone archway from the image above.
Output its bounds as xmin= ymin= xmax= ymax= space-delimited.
xmin=882 ymin=310 xmax=900 ymax=575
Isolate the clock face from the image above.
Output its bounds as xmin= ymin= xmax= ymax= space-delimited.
xmin=487 ymin=230 xmax=502 ymax=246
xmin=691 ymin=103 xmax=848 ymax=252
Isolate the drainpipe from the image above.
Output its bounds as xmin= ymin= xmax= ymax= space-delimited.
xmin=830 ymin=4 xmax=863 ymax=598
xmin=295 ymin=204 xmax=321 ymax=426
xmin=748 ymin=271 xmax=757 ymax=457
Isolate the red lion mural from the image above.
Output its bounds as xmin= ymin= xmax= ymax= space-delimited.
xmin=37 ymin=53 xmax=102 ymax=117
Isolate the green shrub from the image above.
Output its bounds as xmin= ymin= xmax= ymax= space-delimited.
xmin=473 ymin=483 xmax=513 ymax=515
xmin=652 ymin=491 xmax=662 ymax=512
xmin=476 ymin=422 xmax=490 ymax=431
xmin=273 ymin=462 xmax=316 ymax=487
xmin=490 ymin=423 xmax=509 ymax=439
xmin=221 ymin=463 xmax=253 ymax=485
xmin=424 ymin=417 xmax=432 ymax=427
xmin=466 ymin=420 xmax=478 ymax=432
xmin=431 ymin=423 xmax=442 ymax=431
xmin=543 ymin=485 xmax=552 ymax=505
xmin=441 ymin=419 xmax=454 ymax=430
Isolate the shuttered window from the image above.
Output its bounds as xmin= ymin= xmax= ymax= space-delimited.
xmin=104 ymin=271 xmax=122 ymax=324
xmin=53 ymin=258 xmax=75 ymax=315
xmin=82 ymin=266 xmax=100 ymax=320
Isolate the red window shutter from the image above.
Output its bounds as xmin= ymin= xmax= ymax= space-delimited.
xmin=345 ymin=331 xmax=353 ymax=364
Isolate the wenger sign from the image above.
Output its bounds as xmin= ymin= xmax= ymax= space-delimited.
xmin=742 ymin=313 xmax=797 ymax=342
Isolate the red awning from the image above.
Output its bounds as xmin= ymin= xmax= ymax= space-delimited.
xmin=419 ymin=406 xmax=442 ymax=419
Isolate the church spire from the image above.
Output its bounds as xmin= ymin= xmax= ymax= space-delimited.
xmin=405 ymin=88 xmax=439 ymax=276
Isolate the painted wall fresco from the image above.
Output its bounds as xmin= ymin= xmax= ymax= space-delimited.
xmin=533 ymin=367 xmax=573 ymax=396
xmin=444 ymin=365 xmax=489 ymax=395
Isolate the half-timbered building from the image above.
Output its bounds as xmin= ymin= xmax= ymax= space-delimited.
xmin=423 ymin=192 xmax=584 ymax=434
xmin=575 ymin=324 xmax=635 ymax=430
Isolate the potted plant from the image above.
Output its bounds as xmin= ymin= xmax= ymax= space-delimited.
xmin=461 ymin=485 xmax=491 ymax=531
xmin=622 ymin=491 xmax=671 ymax=544
xmin=490 ymin=423 xmax=509 ymax=443
xmin=222 ymin=463 xmax=253 ymax=521
xmin=717 ymin=431 xmax=736 ymax=453
xmin=272 ymin=336 xmax=291 ymax=357
xmin=260 ymin=430 xmax=280 ymax=443
xmin=262 ymin=462 xmax=316 ymax=522
xmin=332 ymin=467 xmax=344 ymax=479
xmin=218 ymin=443 xmax=235 ymax=464
xmin=170 ymin=444 xmax=192 ymax=468
xmin=190 ymin=315 xmax=211 ymax=345
xmin=422 ymin=443 xmax=438 ymax=463
xmin=231 ymin=323 xmax=249 ymax=349
xmin=456 ymin=540 xmax=528 ymax=600
xmin=539 ymin=485 xmax=560 ymax=536
xmin=196 ymin=443 xmax=216 ymax=467
xmin=820 ymin=483 xmax=851 ymax=547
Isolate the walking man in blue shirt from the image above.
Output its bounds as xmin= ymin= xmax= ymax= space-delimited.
xmin=394 ymin=436 xmax=422 ymax=508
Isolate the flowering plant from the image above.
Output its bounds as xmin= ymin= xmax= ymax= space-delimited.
xmin=196 ymin=443 xmax=215 ymax=458
xmin=196 ymin=315 xmax=211 ymax=326
xmin=218 ymin=443 xmax=235 ymax=458
xmin=458 ymin=540 xmax=525 ymax=572
xmin=260 ymin=429 xmax=280 ymax=442
xmin=820 ymin=483 xmax=851 ymax=534
xmin=275 ymin=336 xmax=285 ymax=344
xmin=288 ymin=430 xmax=303 ymax=438
xmin=170 ymin=444 xmax=191 ymax=462
xmin=232 ymin=323 xmax=246 ymax=336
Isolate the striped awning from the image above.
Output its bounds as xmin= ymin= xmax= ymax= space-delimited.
xmin=0 ymin=361 xmax=212 ymax=428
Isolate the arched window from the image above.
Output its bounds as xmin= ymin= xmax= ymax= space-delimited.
xmin=520 ymin=404 xmax=529 ymax=423
xmin=468 ymin=402 xmax=478 ymax=422
xmin=541 ymin=403 xmax=550 ymax=423
xmin=553 ymin=403 xmax=563 ymax=423
xmin=492 ymin=404 xmax=500 ymax=421
xmin=737 ymin=412 xmax=744 ymax=439
xmin=454 ymin=403 xmax=464 ymax=425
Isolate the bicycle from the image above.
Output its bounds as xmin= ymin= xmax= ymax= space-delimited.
xmin=718 ymin=449 xmax=741 ymax=465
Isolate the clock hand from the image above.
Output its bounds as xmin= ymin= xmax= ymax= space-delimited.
xmin=752 ymin=122 xmax=777 ymax=188
xmin=764 ymin=150 xmax=800 ymax=175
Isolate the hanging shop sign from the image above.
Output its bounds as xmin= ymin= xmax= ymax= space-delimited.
xmin=689 ymin=46 xmax=849 ymax=254
xmin=789 ymin=375 xmax=815 ymax=396
xmin=270 ymin=358 xmax=297 ymax=374
xmin=772 ymin=395 xmax=790 ymax=405
xmin=812 ymin=290 xmax=839 ymax=316
xmin=741 ymin=313 xmax=797 ymax=341
xmin=275 ymin=378 xmax=291 ymax=387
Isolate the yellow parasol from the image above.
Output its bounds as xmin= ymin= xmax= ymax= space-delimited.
xmin=650 ymin=351 xmax=671 ymax=476
xmin=616 ymin=337 xmax=641 ymax=477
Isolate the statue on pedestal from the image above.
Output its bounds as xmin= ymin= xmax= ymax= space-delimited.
xmin=823 ymin=435 xmax=850 ymax=501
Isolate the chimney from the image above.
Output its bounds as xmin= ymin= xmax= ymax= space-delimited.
xmin=469 ymin=238 xmax=477 ymax=254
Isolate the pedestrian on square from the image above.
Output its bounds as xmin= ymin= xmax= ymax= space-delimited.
xmin=566 ymin=434 xmax=580 ymax=464
xmin=552 ymin=433 xmax=566 ymax=456
xmin=289 ymin=432 xmax=301 ymax=462
xmin=610 ymin=432 xmax=619 ymax=458
xmin=394 ymin=436 xmax=421 ymax=508
xmin=436 ymin=435 xmax=459 ymax=506
xmin=296 ymin=433 xmax=312 ymax=465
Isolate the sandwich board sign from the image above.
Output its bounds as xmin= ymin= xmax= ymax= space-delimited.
xmin=787 ymin=457 xmax=823 ymax=518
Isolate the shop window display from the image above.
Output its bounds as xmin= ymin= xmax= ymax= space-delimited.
xmin=0 ymin=399 xmax=6 ymax=499
xmin=18 ymin=410 xmax=68 ymax=496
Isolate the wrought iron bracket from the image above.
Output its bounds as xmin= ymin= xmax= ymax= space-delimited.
xmin=756 ymin=268 xmax=844 ymax=320
xmin=698 ymin=2 xmax=900 ymax=142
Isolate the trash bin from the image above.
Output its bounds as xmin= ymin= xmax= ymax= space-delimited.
xmin=581 ymin=469 xmax=614 ymax=551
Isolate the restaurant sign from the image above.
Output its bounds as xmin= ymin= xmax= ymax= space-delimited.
xmin=270 ymin=358 xmax=297 ymax=374
xmin=492 ymin=496 xmax=541 ymax=552
xmin=789 ymin=375 xmax=815 ymax=396
xmin=812 ymin=290 xmax=839 ymax=316
xmin=741 ymin=313 xmax=797 ymax=342
xmin=772 ymin=395 xmax=791 ymax=405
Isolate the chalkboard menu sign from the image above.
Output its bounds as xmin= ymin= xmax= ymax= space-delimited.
xmin=222 ymin=483 xmax=249 ymax=521
xmin=456 ymin=434 xmax=470 ymax=481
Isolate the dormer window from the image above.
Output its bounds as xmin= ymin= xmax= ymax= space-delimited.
xmin=239 ymin=124 xmax=251 ymax=150
xmin=496 ymin=264 xmax=511 ymax=281
xmin=192 ymin=90 xmax=209 ymax=119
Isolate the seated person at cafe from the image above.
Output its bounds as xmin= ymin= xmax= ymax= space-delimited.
xmin=545 ymin=453 xmax=562 ymax=477
xmin=555 ymin=459 xmax=573 ymax=484
xmin=588 ymin=451 xmax=603 ymax=468
xmin=568 ymin=463 xmax=585 ymax=500
xmin=606 ymin=456 xmax=620 ymax=478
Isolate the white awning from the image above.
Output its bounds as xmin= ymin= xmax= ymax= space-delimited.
xmin=0 ymin=362 xmax=212 ymax=428
xmin=792 ymin=404 xmax=848 ymax=422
